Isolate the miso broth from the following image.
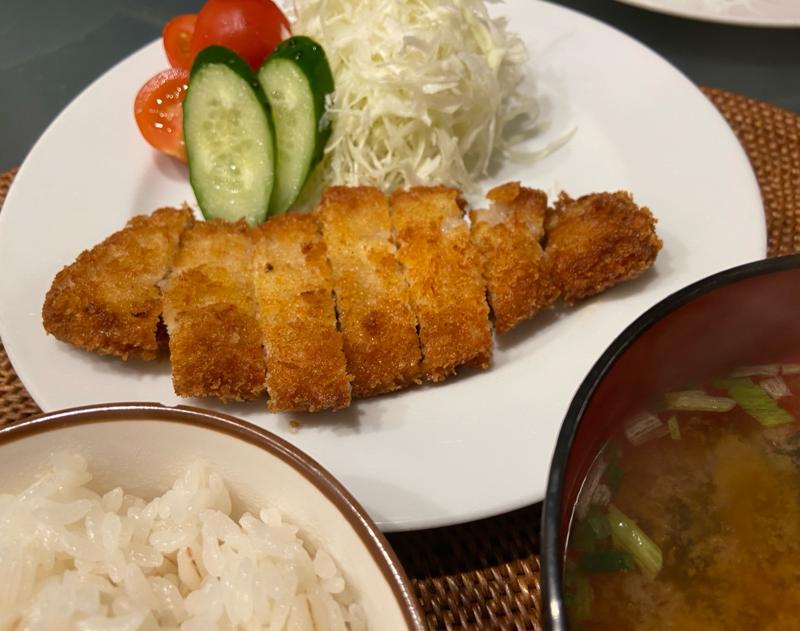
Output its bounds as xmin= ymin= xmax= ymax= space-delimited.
xmin=565 ymin=365 xmax=800 ymax=631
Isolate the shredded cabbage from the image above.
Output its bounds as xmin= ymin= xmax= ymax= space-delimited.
xmin=292 ymin=0 xmax=538 ymax=194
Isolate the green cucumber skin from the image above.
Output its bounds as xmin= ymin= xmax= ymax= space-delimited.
xmin=268 ymin=36 xmax=334 ymax=166
xmin=190 ymin=45 xmax=272 ymax=108
xmin=185 ymin=46 xmax=276 ymax=225
xmin=259 ymin=36 xmax=334 ymax=215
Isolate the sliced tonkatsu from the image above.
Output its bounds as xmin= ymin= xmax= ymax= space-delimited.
xmin=42 ymin=206 xmax=193 ymax=360
xmin=470 ymin=182 xmax=557 ymax=333
xmin=162 ymin=220 xmax=266 ymax=401
xmin=252 ymin=213 xmax=351 ymax=412
xmin=546 ymin=192 xmax=663 ymax=303
xmin=41 ymin=183 xmax=662 ymax=411
xmin=389 ymin=186 xmax=492 ymax=381
xmin=316 ymin=187 xmax=422 ymax=397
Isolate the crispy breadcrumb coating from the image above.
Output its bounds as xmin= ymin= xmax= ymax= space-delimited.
xmin=162 ymin=221 xmax=266 ymax=401
xmin=471 ymin=182 xmax=558 ymax=333
xmin=41 ymin=184 xmax=663 ymax=410
xmin=546 ymin=192 xmax=663 ymax=303
xmin=253 ymin=213 xmax=351 ymax=412
xmin=42 ymin=207 xmax=193 ymax=360
xmin=317 ymin=187 xmax=422 ymax=397
xmin=390 ymin=186 xmax=492 ymax=381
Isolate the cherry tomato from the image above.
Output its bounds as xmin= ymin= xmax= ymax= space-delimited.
xmin=134 ymin=68 xmax=189 ymax=161
xmin=190 ymin=0 xmax=291 ymax=70
xmin=162 ymin=14 xmax=197 ymax=70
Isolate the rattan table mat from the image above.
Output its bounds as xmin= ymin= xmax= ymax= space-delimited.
xmin=1 ymin=87 xmax=798 ymax=629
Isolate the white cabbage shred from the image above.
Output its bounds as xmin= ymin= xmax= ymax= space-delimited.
xmin=293 ymin=0 xmax=538 ymax=193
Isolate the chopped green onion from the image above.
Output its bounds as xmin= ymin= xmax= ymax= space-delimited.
xmin=715 ymin=378 xmax=794 ymax=427
xmin=760 ymin=376 xmax=790 ymax=400
xmin=607 ymin=504 xmax=663 ymax=580
xmin=575 ymin=457 xmax=608 ymax=520
xmin=572 ymin=521 xmax=597 ymax=552
xmin=564 ymin=572 xmax=593 ymax=621
xmin=665 ymin=390 xmax=736 ymax=412
xmin=667 ymin=416 xmax=681 ymax=440
xmin=570 ymin=519 xmax=597 ymax=554
xmin=572 ymin=510 xmax=613 ymax=555
xmin=624 ymin=412 xmax=668 ymax=446
xmin=578 ymin=549 xmax=636 ymax=573
xmin=762 ymin=424 xmax=800 ymax=452
xmin=587 ymin=510 xmax=611 ymax=540
xmin=591 ymin=483 xmax=612 ymax=508
xmin=732 ymin=364 xmax=781 ymax=378
xmin=677 ymin=388 xmax=705 ymax=395
xmin=605 ymin=462 xmax=624 ymax=495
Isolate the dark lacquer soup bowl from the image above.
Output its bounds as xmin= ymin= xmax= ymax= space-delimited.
xmin=541 ymin=254 xmax=800 ymax=631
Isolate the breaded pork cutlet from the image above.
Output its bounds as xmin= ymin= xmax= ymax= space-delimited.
xmin=42 ymin=207 xmax=193 ymax=360
xmin=316 ymin=187 xmax=422 ymax=397
xmin=546 ymin=192 xmax=663 ymax=303
xmin=42 ymin=184 xmax=663 ymax=411
xmin=470 ymin=182 xmax=558 ymax=333
xmin=390 ymin=186 xmax=492 ymax=381
xmin=252 ymin=214 xmax=351 ymax=412
xmin=162 ymin=221 xmax=266 ymax=401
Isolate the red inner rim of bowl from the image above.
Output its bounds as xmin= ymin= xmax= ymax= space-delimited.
xmin=560 ymin=267 xmax=800 ymax=543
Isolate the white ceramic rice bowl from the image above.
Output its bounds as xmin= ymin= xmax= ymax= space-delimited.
xmin=0 ymin=402 xmax=424 ymax=629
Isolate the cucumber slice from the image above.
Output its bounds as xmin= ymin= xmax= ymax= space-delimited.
xmin=258 ymin=36 xmax=334 ymax=215
xmin=184 ymin=46 xmax=275 ymax=225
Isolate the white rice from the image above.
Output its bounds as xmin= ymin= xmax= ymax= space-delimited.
xmin=0 ymin=453 xmax=367 ymax=630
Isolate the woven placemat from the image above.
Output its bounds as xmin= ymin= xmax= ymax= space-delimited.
xmin=702 ymin=87 xmax=799 ymax=256
xmin=0 ymin=168 xmax=39 ymax=425
xmin=1 ymin=87 xmax=799 ymax=629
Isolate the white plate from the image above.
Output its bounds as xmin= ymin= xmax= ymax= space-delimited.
xmin=0 ymin=1 xmax=764 ymax=531
xmin=615 ymin=0 xmax=800 ymax=27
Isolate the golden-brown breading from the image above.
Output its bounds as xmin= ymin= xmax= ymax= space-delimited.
xmin=162 ymin=221 xmax=266 ymax=401
xmin=42 ymin=207 xmax=193 ymax=360
xmin=470 ymin=182 xmax=558 ymax=333
xmin=546 ymin=192 xmax=663 ymax=303
xmin=252 ymin=213 xmax=351 ymax=412
xmin=316 ymin=187 xmax=422 ymax=397
xmin=41 ymin=184 xmax=665 ymax=410
xmin=390 ymin=186 xmax=492 ymax=381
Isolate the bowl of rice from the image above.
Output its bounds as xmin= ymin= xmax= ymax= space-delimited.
xmin=0 ymin=402 xmax=425 ymax=630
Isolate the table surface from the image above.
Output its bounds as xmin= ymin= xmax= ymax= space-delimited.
xmin=1 ymin=0 xmax=799 ymax=172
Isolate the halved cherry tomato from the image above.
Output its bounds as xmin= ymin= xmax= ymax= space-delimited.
xmin=190 ymin=0 xmax=291 ymax=70
xmin=163 ymin=14 xmax=197 ymax=70
xmin=134 ymin=68 xmax=189 ymax=161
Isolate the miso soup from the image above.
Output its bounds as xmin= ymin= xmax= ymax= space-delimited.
xmin=565 ymin=364 xmax=800 ymax=631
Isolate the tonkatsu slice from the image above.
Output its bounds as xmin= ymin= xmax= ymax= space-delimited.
xmin=42 ymin=206 xmax=193 ymax=360
xmin=470 ymin=182 xmax=557 ymax=333
xmin=252 ymin=213 xmax=351 ymax=412
xmin=162 ymin=220 xmax=266 ymax=401
xmin=546 ymin=192 xmax=663 ymax=303
xmin=316 ymin=187 xmax=422 ymax=397
xmin=390 ymin=186 xmax=492 ymax=381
